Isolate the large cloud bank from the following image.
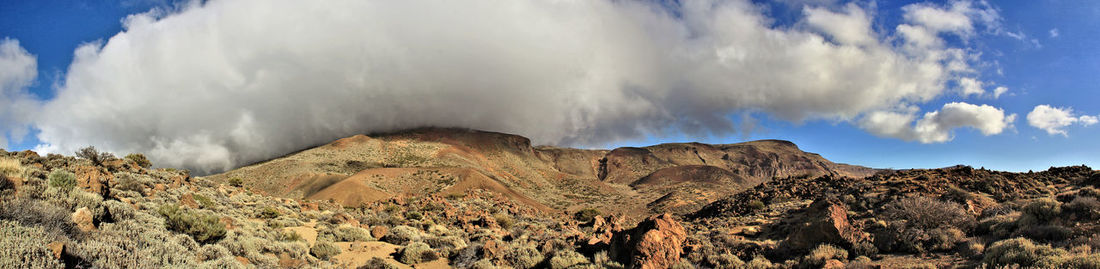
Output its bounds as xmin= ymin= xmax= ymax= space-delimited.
xmin=8 ymin=0 xmax=1018 ymax=173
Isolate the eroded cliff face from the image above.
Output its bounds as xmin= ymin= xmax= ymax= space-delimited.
xmin=205 ymin=128 xmax=876 ymax=216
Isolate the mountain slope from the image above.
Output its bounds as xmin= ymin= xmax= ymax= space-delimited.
xmin=206 ymin=128 xmax=876 ymax=216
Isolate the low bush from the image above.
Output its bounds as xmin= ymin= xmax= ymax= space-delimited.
xmin=801 ymin=244 xmax=847 ymax=268
xmin=398 ymin=242 xmax=438 ymax=264
xmin=227 ymin=177 xmax=243 ymax=187
xmin=158 ymin=204 xmax=226 ymax=244
xmin=494 ymin=213 xmax=514 ymax=229
xmin=503 ymin=243 xmax=544 ymax=269
xmin=260 ymin=207 xmax=281 ymax=219
xmin=310 ymin=240 xmax=341 ymax=260
xmin=0 ymin=198 xmax=76 ymax=237
xmin=124 ymin=153 xmax=152 ymax=168
xmin=573 ymin=208 xmax=601 ymax=223
xmin=983 ymin=237 xmax=1066 ymax=267
xmin=1018 ymin=198 xmax=1062 ymax=226
xmin=549 ymin=249 xmax=590 ymax=269
xmin=424 ymin=236 xmax=466 ymax=257
xmin=1064 ymin=196 xmax=1100 ymax=219
xmin=883 ymin=196 xmax=975 ymax=230
xmin=332 ymin=225 xmax=372 ymax=242
xmin=112 ymin=174 xmax=146 ymax=193
xmin=382 ymin=225 xmax=422 ymax=245
xmin=48 ymin=169 xmax=77 ymax=191
xmin=360 ymin=257 xmax=401 ymax=269
xmin=1019 ymin=225 xmax=1073 ymax=242
xmin=0 ymin=158 xmax=22 ymax=179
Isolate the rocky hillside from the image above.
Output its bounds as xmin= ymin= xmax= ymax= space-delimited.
xmin=3 ymin=132 xmax=1098 ymax=269
xmin=207 ymin=128 xmax=875 ymax=216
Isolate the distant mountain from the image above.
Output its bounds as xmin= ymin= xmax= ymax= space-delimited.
xmin=206 ymin=128 xmax=877 ymax=216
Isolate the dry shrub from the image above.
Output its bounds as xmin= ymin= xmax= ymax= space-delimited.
xmin=158 ymin=204 xmax=226 ymax=244
xmin=398 ymin=242 xmax=438 ymax=264
xmin=124 ymin=153 xmax=152 ymax=168
xmin=0 ymin=158 xmax=22 ymax=178
xmin=883 ymin=196 xmax=976 ymax=230
xmin=983 ymin=237 xmax=1066 ymax=268
xmin=801 ymin=244 xmax=847 ymax=268
xmin=310 ymin=240 xmax=341 ymax=260
xmin=1018 ymin=198 xmax=1062 ymax=226
xmin=548 ymin=250 xmax=590 ymax=269
xmin=0 ymin=220 xmax=65 ymax=269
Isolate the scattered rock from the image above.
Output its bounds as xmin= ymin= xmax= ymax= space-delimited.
xmin=72 ymin=207 xmax=96 ymax=232
xmin=75 ymin=166 xmax=112 ymax=196
xmin=47 ymin=241 xmax=64 ymax=260
xmin=824 ymin=259 xmax=845 ymax=269
xmin=371 ymin=226 xmax=388 ymax=239
xmin=180 ymin=193 xmax=199 ymax=209
xmin=235 ymin=256 xmax=250 ymax=265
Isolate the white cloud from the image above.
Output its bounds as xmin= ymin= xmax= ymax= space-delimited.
xmin=26 ymin=0 xmax=1009 ymax=173
xmin=958 ymin=77 xmax=985 ymax=97
xmin=860 ymin=102 xmax=1014 ymax=143
xmin=1050 ymin=28 xmax=1060 ymax=38
xmin=0 ymin=38 xmax=39 ymax=148
xmin=1027 ymin=105 xmax=1096 ymax=136
xmin=992 ymin=86 xmax=1008 ymax=99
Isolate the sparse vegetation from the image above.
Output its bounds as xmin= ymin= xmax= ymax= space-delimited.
xmin=310 ymin=240 xmax=341 ymax=260
xmin=47 ymin=169 xmax=76 ymax=191
xmin=573 ymin=207 xmax=601 ymax=223
xmin=227 ymin=177 xmax=243 ymax=187
xmin=75 ymin=146 xmax=116 ymax=166
xmin=398 ymin=242 xmax=438 ymax=264
xmin=125 ymin=153 xmax=152 ymax=168
xmin=158 ymin=204 xmax=226 ymax=244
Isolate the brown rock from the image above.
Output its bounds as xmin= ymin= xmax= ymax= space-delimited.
xmin=587 ymin=215 xmax=624 ymax=246
xmin=824 ymin=259 xmax=845 ymax=269
xmin=784 ymin=198 xmax=870 ymax=252
xmin=72 ymin=207 xmax=95 ymax=232
xmin=301 ymin=202 xmax=319 ymax=211
xmin=154 ymin=183 xmax=166 ymax=192
xmin=331 ymin=213 xmax=359 ymax=226
xmin=221 ymin=217 xmax=236 ymax=230
xmin=75 ymin=166 xmax=112 ymax=195
xmin=47 ymin=241 xmax=64 ymax=260
xmin=611 ymin=214 xmax=687 ymax=269
xmin=371 ymin=226 xmax=388 ymax=239
xmin=179 ymin=193 xmax=199 ymax=209
xmin=235 ymin=256 xmax=250 ymax=265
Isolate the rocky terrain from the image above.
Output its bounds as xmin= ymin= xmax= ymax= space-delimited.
xmin=1 ymin=128 xmax=1098 ymax=268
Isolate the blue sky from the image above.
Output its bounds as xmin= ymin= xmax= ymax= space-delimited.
xmin=0 ymin=0 xmax=1098 ymax=173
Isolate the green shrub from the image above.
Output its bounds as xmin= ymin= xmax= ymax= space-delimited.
xmin=332 ymin=225 xmax=372 ymax=242
xmin=361 ymin=257 xmax=401 ymax=269
xmin=744 ymin=256 xmax=774 ymax=269
xmin=382 ymin=225 xmax=422 ymax=245
xmin=983 ymin=237 xmax=1066 ymax=267
xmin=747 ymin=200 xmax=766 ymax=212
xmin=260 ymin=207 xmax=281 ymax=219
xmin=573 ymin=208 xmax=601 ymax=223
xmin=227 ymin=177 xmax=243 ymax=188
xmin=112 ymin=173 xmax=146 ymax=193
xmin=927 ymin=227 xmax=966 ymax=251
xmin=398 ymin=242 xmax=439 ymax=264
xmin=1019 ymin=225 xmax=1073 ymax=242
xmin=158 ymin=204 xmax=226 ymax=244
xmin=193 ymin=194 xmax=215 ymax=209
xmin=124 ymin=153 xmax=152 ymax=168
xmin=494 ymin=213 xmax=514 ymax=229
xmin=48 ymin=169 xmax=77 ymax=191
xmin=549 ymin=250 xmax=590 ymax=269
xmin=310 ymin=240 xmax=341 ymax=260
xmin=977 ymin=213 xmax=1019 ymax=238
xmin=279 ymin=230 xmax=303 ymax=242
xmin=1019 ymin=198 xmax=1062 ymax=226
xmin=504 ymin=244 xmax=544 ymax=269
xmin=405 ymin=211 xmax=422 ymax=221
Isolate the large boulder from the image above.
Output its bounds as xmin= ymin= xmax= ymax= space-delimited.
xmin=783 ymin=198 xmax=870 ymax=253
xmin=611 ymin=214 xmax=687 ymax=269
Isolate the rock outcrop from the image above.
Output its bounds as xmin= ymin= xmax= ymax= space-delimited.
xmin=783 ymin=198 xmax=870 ymax=253
xmin=611 ymin=214 xmax=687 ymax=269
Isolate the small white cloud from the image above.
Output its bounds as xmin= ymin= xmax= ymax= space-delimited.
xmin=1027 ymin=105 xmax=1096 ymax=136
xmin=992 ymin=86 xmax=1008 ymax=99
xmin=958 ymin=77 xmax=985 ymax=97
xmin=860 ymin=102 xmax=1014 ymax=143
xmin=1080 ymin=115 xmax=1099 ymax=126
xmin=1049 ymin=28 xmax=1060 ymax=38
